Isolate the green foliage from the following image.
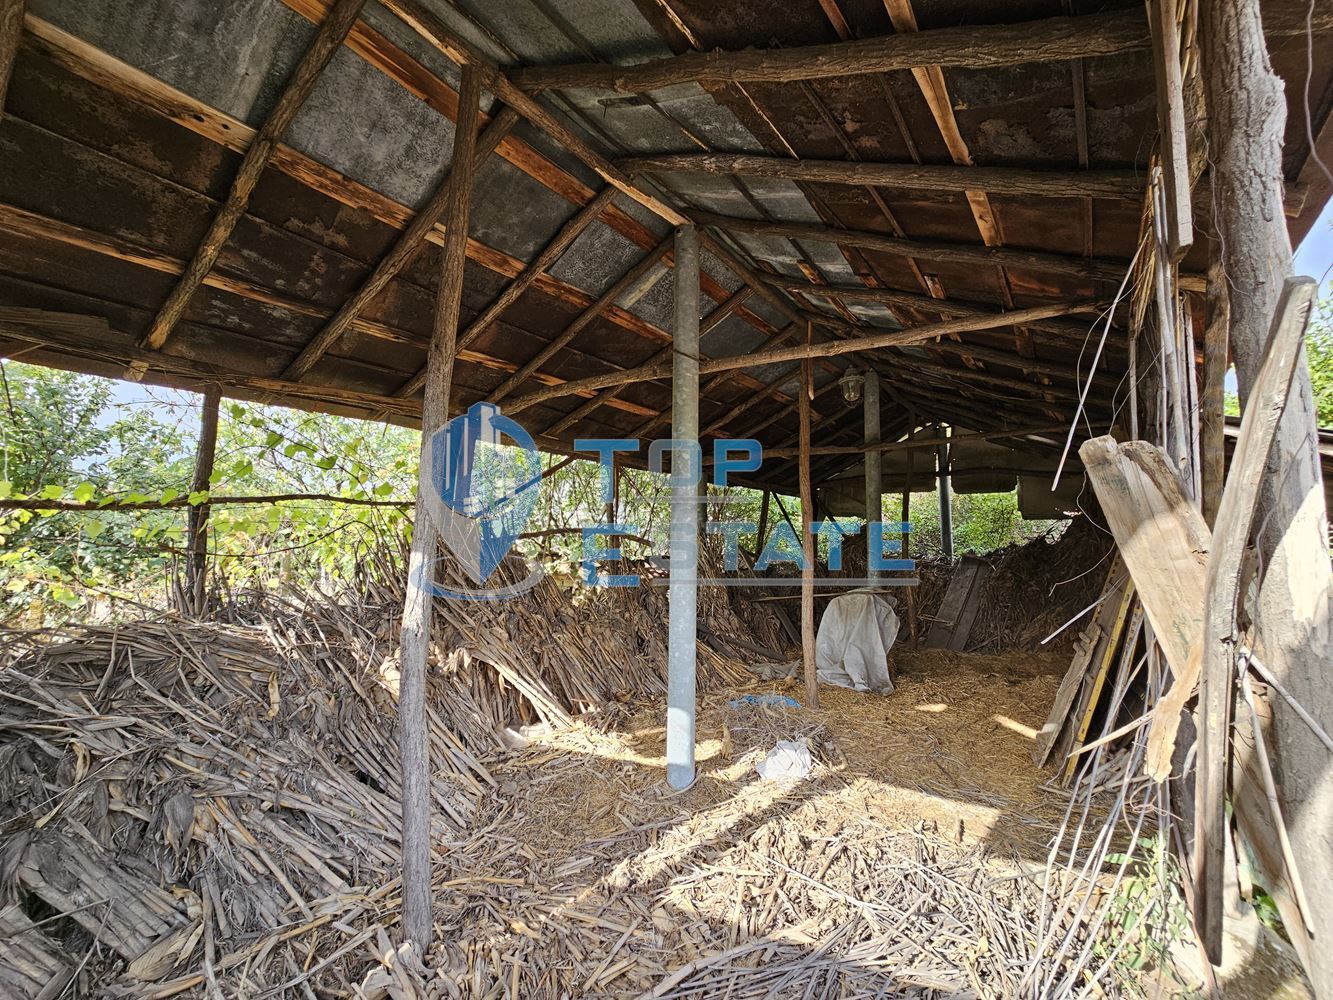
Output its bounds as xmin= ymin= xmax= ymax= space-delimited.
xmin=2 ymin=362 xmax=1069 ymax=620
xmin=1306 ymin=296 xmax=1333 ymax=427
xmin=1100 ymin=834 xmax=1192 ymax=972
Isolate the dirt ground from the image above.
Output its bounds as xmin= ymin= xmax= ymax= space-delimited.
xmin=415 ymin=648 xmax=1082 ymax=996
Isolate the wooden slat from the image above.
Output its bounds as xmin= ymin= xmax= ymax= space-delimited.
xmin=1146 ymin=0 xmax=1193 ymax=260
xmin=1194 ymin=276 xmax=1316 ymax=960
xmin=141 ymin=0 xmax=368 ymax=349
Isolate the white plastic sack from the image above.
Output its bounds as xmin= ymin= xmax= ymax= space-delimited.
xmin=755 ymin=739 xmax=812 ymax=781
xmin=815 ymin=590 xmax=898 ymax=694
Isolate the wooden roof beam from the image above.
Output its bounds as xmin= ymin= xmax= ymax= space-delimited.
xmin=0 ymin=203 xmax=658 ymax=421
xmin=505 ymin=298 xmax=1102 ymax=414
xmin=515 ymin=9 xmax=1153 ymax=93
xmin=761 ymin=275 xmax=1119 ymax=347
xmin=140 ymin=0 xmax=367 ymax=350
xmin=620 ymin=152 xmax=1143 ymax=200
xmin=514 ymin=4 xmax=1327 ymax=94
xmin=690 ymin=209 xmax=1206 ymax=292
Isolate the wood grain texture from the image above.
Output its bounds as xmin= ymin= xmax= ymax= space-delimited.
xmin=620 ymin=153 xmax=1143 ymax=199
xmin=516 ymin=10 xmax=1152 ymax=92
xmin=141 ymin=0 xmax=368 ymax=350
xmin=398 ymin=62 xmax=482 ymax=953
xmin=0 ymin=0 xmax=22 ymax=120
xmin=1194 ymin=277 xmax=1315 ymax=961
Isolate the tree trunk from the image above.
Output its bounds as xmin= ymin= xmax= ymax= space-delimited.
xmin=1203 ymin=0 xmax=1333 ymax=988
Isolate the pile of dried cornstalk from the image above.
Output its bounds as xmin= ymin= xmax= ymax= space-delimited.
xmin=0 ymin=546 xmax=753 ymax=996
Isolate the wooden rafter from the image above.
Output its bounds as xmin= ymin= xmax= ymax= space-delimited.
xmin=542 ymin=286 xmax=757 ymax=438
xmin=0 ymin=203 xmax=657 ymax=421
xmin=620 ymin=153 xmax=1143 ymax=200
xmin=689 ymin=210 xmax=1202 ymax=290
xmin=140 ymin=0 xmax=367 ymax=350
xmin=487 ymin=239 xmax=672 ymax=404
xmin=281 ymin=107 xmax=521 ymax=381
xmin=394 ymin=186 xmax=619 ymax=398
xmin=761 ymin=275 xmax=1118 ymax=345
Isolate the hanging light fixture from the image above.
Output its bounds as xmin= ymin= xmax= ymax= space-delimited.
xmin=838 ymin=366 xmax=864 ymax=404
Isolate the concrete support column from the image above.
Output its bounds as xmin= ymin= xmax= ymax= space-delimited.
xmin=667 ymin=223 xmax=699 ymax=790
xmin=862 ymin=370 xmax=882 ymax=578
xmin=937 ymin=426 xmax=953 ymax=560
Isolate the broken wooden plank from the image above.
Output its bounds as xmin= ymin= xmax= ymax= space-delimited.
xmin=1194 ymin=276 xmax=1316 ymax=960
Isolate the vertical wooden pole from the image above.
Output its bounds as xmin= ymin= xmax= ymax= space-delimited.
xmin=755 ymin=488 xmax=770 ymax=558
xmin=936 ymin=426 xmax=953 ymax=560
xmin=1200 ymin=254 xmax=1229 ymax=527
xmin=398 ymin=64 xmax=482 ymax=953
xmin=0 ymin=0 xmax=23 ymax=123
xmin=863 ymin=370 xmax=882 ymax=580
xmin=1203 ymin=0 xmax=1333 ymax=988
xmin=185 ymin=386 xmax=221 ymax=616
xmin=799 ymin=323 xmax=818 ymax=707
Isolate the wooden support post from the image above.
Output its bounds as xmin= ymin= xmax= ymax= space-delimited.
xmin=903 ymin=414 xmax=917 ymax=639
xmin=140 ymin=0 xmax=367 ymax=351
xmin=756 ymin=489 xmax=771 ymax=558
xmin=864 ymin=370 xmax=882 ymax=580
xmin=0 ymin=0 xmax=22 ymax=122
xmin=1200 ymin=254 xmax=1229 ymax=527
xmin=1146 ymin=0 xmax=1193 ymax=259
xmin=937 ymin=428 xmax=953 ymax=560
xmin=282 ymin=106 xmax=520 ymax=381
xmin=398 ymin=63 xmax=482 ymax=954
xmin=620 ymin=153 xmax=1142 ymax=200
xmin=1203 ymin=0 xmax=1333 ymax=988
xmin=799 ymin=327 xmax=819 ymax=708
xmin=185 ymin=386 xmax=220 ymax=617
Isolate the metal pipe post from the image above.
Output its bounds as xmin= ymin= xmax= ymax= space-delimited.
xmin=667 ymin=224 xmax=700 ymax=790
xmin=862 ymin=370 xmax=882 ymax=578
